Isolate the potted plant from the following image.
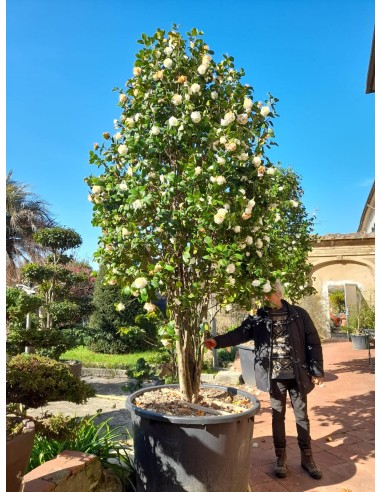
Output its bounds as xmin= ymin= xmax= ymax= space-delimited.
xmin=6 ymin=353 xmax=95 ymax=492
xmin=86 ymin=25 xmax=315 ymax=491
xmin=347 ymin=296 xmax=375 ymax=350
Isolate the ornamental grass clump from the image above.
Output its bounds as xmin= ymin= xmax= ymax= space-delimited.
xmin=86 ymin=25 xmax=315 ymax=403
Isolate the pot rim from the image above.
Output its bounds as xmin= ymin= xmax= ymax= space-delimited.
xmin=126 ymin=383 xmax=260 ymax=425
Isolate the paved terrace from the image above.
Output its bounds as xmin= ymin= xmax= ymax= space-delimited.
xmin=246 ymin=339 xmax=375 ymax=492
xmin=28 ymin=339 xmax=375 ymax=491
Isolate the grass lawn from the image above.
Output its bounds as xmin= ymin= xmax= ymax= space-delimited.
xmin=60 ymin=345 xmax=162 ymax=369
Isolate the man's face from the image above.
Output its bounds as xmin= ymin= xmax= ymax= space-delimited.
xmin=263 ymin=290 xmax=282 ymax=308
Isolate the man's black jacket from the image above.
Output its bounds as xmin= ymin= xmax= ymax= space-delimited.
xmin=213 ymin=300 xmax=324 ymax=396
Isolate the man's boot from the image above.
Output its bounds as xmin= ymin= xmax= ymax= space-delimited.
xmin=300 ymin=448 xmax=322 ymax=479
xmin=274 ymin=448 xmax=287 ymax=478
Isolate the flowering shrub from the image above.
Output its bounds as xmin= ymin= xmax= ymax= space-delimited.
xmin=86 ymin=26 xmax=315 ymax=402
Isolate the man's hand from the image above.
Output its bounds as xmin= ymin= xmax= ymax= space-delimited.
xmin=204 ymin=338 xmax=217 ymax=350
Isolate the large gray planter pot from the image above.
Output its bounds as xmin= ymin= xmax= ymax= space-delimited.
xmin=126 ymin=384 xmax=260 ymax=492
xmin=351 ymin=334 xmax=370 ymax=350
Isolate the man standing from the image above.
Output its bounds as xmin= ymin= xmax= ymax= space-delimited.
xmin=204 ymin=280 xmax=324 ymax=480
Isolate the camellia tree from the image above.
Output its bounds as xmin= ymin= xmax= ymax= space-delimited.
xmin=86 ymin=26 xmax=315 ymax=402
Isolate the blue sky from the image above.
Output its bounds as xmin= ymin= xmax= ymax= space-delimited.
xmin=6 ymin=0 xmax=375 ymax=269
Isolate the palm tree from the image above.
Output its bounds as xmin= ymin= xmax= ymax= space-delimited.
xmin=6 ymin=171 xmax=56 ymax=269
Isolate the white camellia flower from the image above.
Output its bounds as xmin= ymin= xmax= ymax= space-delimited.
xmin=114 ymin=132 xmax=122 ymax=141
xmin=219 ymin=136 xmax=227 ymax=144
xmin=262 ymin=282 xmax=272 ymax=293
xmin=116 ymin=303 xmax=125 ymax=311
xmin=168 ymin=116 xmax=180 ymax=127
xmin=197 ymin=64 xmax=208 ymax=75
xmin=221 ymin=111 xmax=235 ymax=126
xmin=225 ymin=304 xmax=232 ymax=312
xmin=252 ymin=156 xmax=262 ymax=167
xmin=243 ymin=97 xmax=253 ymax=110
xmin=119 ymin=94 xmax=127 ymax=104
xmin=134 ymin=277 xmax=148 ymax=289
xmin=92 ymin=185 xmax=102 ymax=194
xmin=190 ymin=83 xmax=201 ymax=94
xmin=238 ymin=152 xmax=249 ymax=161
xmin=256 ymin=238 xmax=263 ymax=249
xmin=133 ymin=66 xmax=142 ymax=76
xmin=228 ymin=276 xmax=236 ymax=285
xmin=195 ymin=166 xmax=202 ymax=175
xmin=245 ymin=236 xmax=253 ymax=245
xmin=153 ymin=70 xmax=164 ymax=80
xmin=210 ymin=176 xmax=215 ymax=183
xmin=125 ymin=117 xmax=135 ymax=127
xmin=264 ymin=235 xmax=270 ymax=243
xmin=134 ymin=113 xmax=141 ymax=122
xmin=225 ymin=142 xmax=237 ymax=152
xmin=256 ymin=250 xmax=263 ymax=258
xmin=252 ymin=279 xmax=261 ymax=287
xmin=226 ymin=264 xmax=236 ymax=274
xmin=267 ymin=167 xmax=276 ymax=175
xmin=202 ymin=54 xmax=212 ymax=66
xmin=144 ymin=302 xmax=156 ymax=313
xmin=159 ymin=174 xmax=165 ymax=184
xmin=132 ymin=199 xmax=143 ymax=210
xmin=88 ymin=194 xmax=93 ymax=202
xmin=237 ymin=113 xmax=249 ymax=125
xmin=278 ymin=186 xmax=284 ymax=191
xmin=216 ymin=156 xmax=226 ymax=165
xmin=248 ymin=199 xmax=255 ymax=208
xmin=291 ymin=200 xmax=299 ymax=207
xmin=191 ymin=111 xmax=202 ymax=123
xmin=239 ymin=243 xmax=246 ymax=249
xmin=260 ymin=106 xmax=271 ymax=117
xmin=164 ymin=46 xmax=173 ymax=56
xmin=275 ymin=213 xmax=281 ymax=222
xmin=118 ymin=144 xmax=128 ymax=155
xmin=127 ymin=167 xmax=133 ymax=176
xmin=239 ymin=188 xmax=246 ymax=195
xmin=163 ymin=58 xmax=173 ymax=68
xmin=122 ymin=227 xmax=130 ymax=236
xmin=214 ymin=208 xmax=227 ymax=224
xmin=171 ymin=94 xmax=183 ymax=105
xmin=119 ymin=183 xmax=128 ymax=191
xmin=151 ymin=125 xmax=160 ymax=135
xmin=215 ymin=176 xmax=226 ymax=185
xmin=233 ymin=226 xmax=241 ymax=233
xmin=211 ymin=91 xmax=218 ymax=100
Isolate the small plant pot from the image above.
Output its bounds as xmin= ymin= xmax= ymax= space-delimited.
xmin=6 ymin=419 xmax=35 ymax=492
xmin=127 ymin=383 xmax=260 ymax=492
xmin=61 ymin=359 xmax=82 ymax=378
xmin=351 ymin=334 xmax=370 ymax=350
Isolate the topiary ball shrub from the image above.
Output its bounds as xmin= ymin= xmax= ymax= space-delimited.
xmin=6 ymin=354 xmax=95 ymax=409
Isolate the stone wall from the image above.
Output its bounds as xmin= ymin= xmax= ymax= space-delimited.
xmin=23 ymin=450 xmax=123 ymax=492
